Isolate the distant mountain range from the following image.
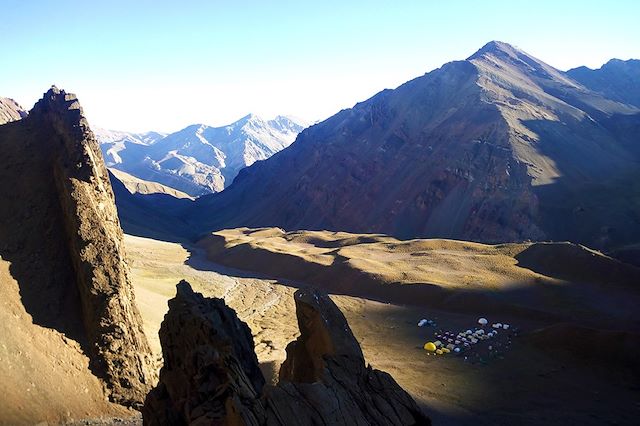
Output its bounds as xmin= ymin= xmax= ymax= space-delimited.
xmin=568 ymin=59 xmax=640 ymax=108
xmin=0 ymin=97 xmax=27 ymax=125
xmin=96 ymin=114 xmax=307 ymax=197
xmin=185 ymin=41 xmax=640 ymax=252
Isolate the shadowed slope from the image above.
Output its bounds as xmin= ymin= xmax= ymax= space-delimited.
xmin=108 ymin=170 xmax=196 ymax=242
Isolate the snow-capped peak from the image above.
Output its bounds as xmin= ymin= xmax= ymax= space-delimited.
xmin=95 ymin=114 xmax=309 ymax=197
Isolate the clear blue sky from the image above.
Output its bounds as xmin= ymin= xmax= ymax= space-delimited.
xmin=1 ymin=0 xmax=638 ymax=132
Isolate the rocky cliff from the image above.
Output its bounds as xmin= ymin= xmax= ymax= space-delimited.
xmin=143 ymin=281 xmax=430 ymax=425
xmin=0 ymin=87 xmax=156 ymax=409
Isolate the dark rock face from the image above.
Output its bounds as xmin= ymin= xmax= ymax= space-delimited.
xmin=278 ymin=288 xmax=365 ymax=383
xmin=269 ymin=289 xmax=430 ymax=425
xmin=143 ymin=281 xmax=430 ymax=425
xmin=0 ymin=87 xmax=156 ymax=407
xmin=144 ymin=280 xmax=266 ymax=425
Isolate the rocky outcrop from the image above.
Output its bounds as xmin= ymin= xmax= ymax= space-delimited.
xmin=0 ymin=97 xmax=27 ymax=124
xmin=143 ymin=280 xmax=267 ymax=425
xmin=0 ymin=87 xmax=156 ymax=407
xmin=269 ymin=288 xmax=430 ymax=425
xmin=143 ymin=281 xmax=430 ymax=425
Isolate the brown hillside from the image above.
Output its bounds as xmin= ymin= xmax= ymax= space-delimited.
xmin=199 ymin=227 xmax=640 ymax=329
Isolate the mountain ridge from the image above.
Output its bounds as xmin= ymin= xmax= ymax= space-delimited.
xmin=108 ymin=167 xmax=193 ymax=199
xmin=98 ymin=114 xmax=307 ymax=196
xmin=567 ymin=58 xmax=640 ymax=108
xmin=186 ymin=41 xmax=640 ymax=251
xmin=0 ymin=97 xmax=27 ymax=125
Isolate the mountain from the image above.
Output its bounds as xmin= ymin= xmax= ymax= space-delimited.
xmin=109 ymin=167 xmax=193 ymax=199
xmin=97 ymin=114 xmax=307 ymax=197
xmin=108 ymin=169 xmax=196 ymax=242
xmin=94 ymin=127 xmax=167 ymax=145
xmin=95 ymin=127 xmax=166 ymax=164
xmin=0 ymin=97 xmax=27 ymax=124
xmin=568 ymin=59 xmax=640 ymax=108
xmin=187 ymin=41 xmax=640 ymax=251
xmin=0 ymin=87 xmax=155 ymax=422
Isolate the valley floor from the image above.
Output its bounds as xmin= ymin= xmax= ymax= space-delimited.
xmin=125 ymin=233 xmax=640 ymax=426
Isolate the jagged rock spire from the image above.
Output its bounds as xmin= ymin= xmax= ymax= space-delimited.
xmin=143 ymin=281 xmax=430 ymax=425
xmin=35 ymin=87 xmax=157 ymax=406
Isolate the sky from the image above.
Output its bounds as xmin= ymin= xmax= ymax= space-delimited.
xmin=1 ymin=0 xmax=638 ymax=132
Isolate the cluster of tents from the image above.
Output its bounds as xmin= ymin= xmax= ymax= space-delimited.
xmin=420 ymin=317 xmax=513 ymax=357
